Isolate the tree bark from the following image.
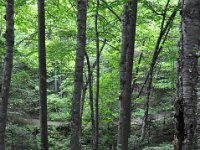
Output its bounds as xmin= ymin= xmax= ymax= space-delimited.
xmin=85 ymin=51 xmax=96 ymax=149
xmin=0 ymin=0 xmax=14 ymax=149
xmin=174 ymin=0 xmax=200 ymax=149
xmin=71 ymin=0 xmax=87 ymax=149
xmin=197 ymin=86 xmax=200 ymax=149
xmin=117 ymin=1 xmax=138 ymax=149
xmin=79 ymin=80 xmax=87 ymax=131
xmin=95 ymin=0 xmax=100 ymax=149
xmin=38 ymin=0 xmax=48 ymax=149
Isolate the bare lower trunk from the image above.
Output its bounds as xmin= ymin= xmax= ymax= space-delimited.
xmin=197 ymin=87 xmax=200 ymax=149
xmin=79 ymin=82 xmax=87 ymax=134
xmin=117 ymin=1 xmax=137 ymax=149
xmin=140 ymin=75 xmax=152 ymax=141
xmin=85 ymin=51 xmax=96 ymax=149
xmin=197 ymin=64 xmax=200 ymax=150
xmin=95 ymin=0 xmax=100 ymax=149
xmin=38 ymin=0 xmax=48 ymax=149
xmin=174 ymin=0 xmax=200 ymax=149
xmin=71 ymin=0 xmax=87 ymax=149
xmin=0 ymin=0 xmax=14 ymax=149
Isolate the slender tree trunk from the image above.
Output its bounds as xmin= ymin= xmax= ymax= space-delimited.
xmin=0 ymin=0 xmax=14 ymax=149
xmin=140 ymin=74 xmax=152 ymax=141
xmin=85 ymin=51 xmax=96 ymax=149
xmin=54 ymin=65 xmax=58 ymax=93
xmin=117 ymin=1 xmax=138 ymax=149
xmin=71 ymin=0 xmax=87 ymax=149
xmin=132 ymin=52 xmax=143 ymax=91
xmin=38 ymin=0 xmax=48 ymax=149
xmin=174 ymin=0 xmax=200 ymax=149
xmin=139 ymin=2 xmax=178 ymax=141
xmin=80 ymin=41 xmax=106 ymax=148
xmin=136 ymin=5 xmax=177 ymax=99
xmin=95 ymin=0 xmax=100 ymax=149
xmin=80 ymin=82 xmax=87 ymax=130
xmin=118 ymin=5 xmax=129 ymax=148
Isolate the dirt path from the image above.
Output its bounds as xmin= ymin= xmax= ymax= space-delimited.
xmin=7 ymin=112 xmax=68 ymax=127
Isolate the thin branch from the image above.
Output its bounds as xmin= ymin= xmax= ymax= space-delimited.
xmin=136 ymin=5 xmax=178 ymax=98
xmin=160 ymin=0 xmax=170 ymax=34
xmin=92 ymin=39 xmax=106 ymax=69
xmin=100 ymin=0 xmax=121 ymax=22
xmin=132 ymin=52 xmax=143 ymax=91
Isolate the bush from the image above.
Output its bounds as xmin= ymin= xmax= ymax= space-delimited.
xmin=47 ymin=94 xmax=70 ymax=121
xmin=6 ymin=123 xmax=39 ymax=150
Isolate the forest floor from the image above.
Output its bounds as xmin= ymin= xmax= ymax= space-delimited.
xmin=7 ymin=111 xmax=170 ymax=127
xmin=7 ymin=112 xmax=68 ymax=127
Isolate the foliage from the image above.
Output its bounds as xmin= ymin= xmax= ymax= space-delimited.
xmin=128 ymin=135 xmax=142 ymax=149
xmin=48 ymin=126 xmax=70 ymax=150
xmin=0 ymin=0 xmax=184 ymax=149
xmin=5 ymin=123 xmax=39 ymax=150
xmin=47 ymin=94 xmax=70 ymax=121
xmin=143 ymin=144 xmax=173 ymax=150
xmin=9 ymin=63 xmax=39 ymax=117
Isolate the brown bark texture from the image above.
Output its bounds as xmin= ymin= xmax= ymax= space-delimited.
xmin=0 ymin=0 xmax=14 ymax=149
xmin=38 ymin=0 xmax=48 ymax=149
xmin=117 ymin=1 xmax=138 ymax=149
xmin=95 ymin=0 xmax=100 ymax=149
xmin=174 ymin=0 xmax=200 ymax=149
xmin=71 ymin=0 xmax=87 ymax=149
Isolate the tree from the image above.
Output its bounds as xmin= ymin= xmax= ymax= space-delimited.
xmin=139 ymin=0 xmax=178 ymax=141
xmin=71 ymin=0 xmax=87 ymax=149
xmin=117 ymin=0 xmax=138 ymax=149
xmin=95 ymin=0 xmax=100 ymax=149
xmin=174 ymin=0 xmax=200 ymax=149
xmin=0 ymin=0 xmax=14 ymax=149
xmin=84 ymin=40 xmax=106 ymax=149
xmin=38 ymin=0 xmax=48 ymax=149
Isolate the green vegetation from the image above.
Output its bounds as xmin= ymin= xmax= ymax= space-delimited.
xmin=1 ymin=0 xmax=199 ymax=149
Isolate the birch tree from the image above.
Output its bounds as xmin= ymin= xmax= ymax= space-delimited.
xmin=174 ymin=0 xmax=200 ymax=149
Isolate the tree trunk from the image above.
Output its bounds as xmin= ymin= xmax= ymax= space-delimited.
xmin=0 ymin=0 xmax=14 ymax=149
xmin=117 ymin=1 xmax=138 ymax=149
xmin=139 ymin=2 xmax=178 ymax=141
xmin=0 ymin=0 xmax=14 ymax=150
xmin=80 ymin=82 xmax=87 ymax=131
xmin=71 ymin=0 xmax=87 ymax=149
xmin=85 ymin=51 xmax=96 ymax=149
xmin=174 ymin=0 xmax=200 ymax=149
xmin=197 ymin=86 xmax=200 ymax=149
xmin=54 ymin=65 xmax=59 ymax=93
xmin=95 ymin=0 xmax=100 ymax=149
xmin=38 ymin=0 xmax=48 ymax=149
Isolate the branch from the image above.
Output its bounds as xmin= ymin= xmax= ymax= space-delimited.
xmin=136 ymin=5 xmax=178 ymax=98
xmin=132 ymin=52 xmax=143 ymax=91
xmin=83 ymin=39 xmax=107 ymax=87
xmin=100 ymin=0 xmax=121 ymax=22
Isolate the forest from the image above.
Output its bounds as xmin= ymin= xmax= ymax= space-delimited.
xmin=0 ymin=0 xmax=200 ymax=150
